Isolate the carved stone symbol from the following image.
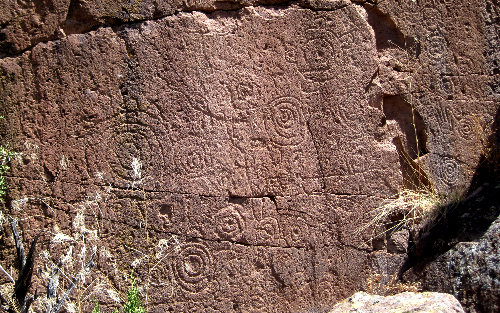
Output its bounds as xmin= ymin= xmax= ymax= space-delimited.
xmin=256 ymin=217 xmax=278 ymax=242
xmin=298 ymin=29 xmax=335 ymax=82
xmin=438 ymin=157 xmax=460 ymax=186
xmin=174 ymin=242 xmax=213 ymax=293
xmin=215 ymin=206 xmax=245 ymax=241
xmin=264 ymin=97 xmax=306 ymax=146
xmin=106 ymin=123 xmax=163 ymax=182
xmin=427 ymin=30 xmax=447 ymax=64
xmin=457 ymin=117 xmax=475 ymax=141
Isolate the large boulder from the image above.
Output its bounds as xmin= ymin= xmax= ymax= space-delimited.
xmin=329 ymin=291 xmax=465 ymax=313
xmin=409 ymin=217 xmax=500 ymax=313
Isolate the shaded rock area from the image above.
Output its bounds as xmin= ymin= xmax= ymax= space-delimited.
xmin=0 ymin=0 xmax=499 ymax=312
xmin=406 ymin=216 xmax=500 ymax=313
xmin=403 ymin=105 xmax=500 ymax=313
xmin=329 ymin=291 xmax=465 ymax=313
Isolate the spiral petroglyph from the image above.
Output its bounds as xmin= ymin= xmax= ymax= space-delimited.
xmin=457 ymin=117 xmax=476 ymax=140
xmin=304 ymin=37 xmax=333 ymax=71
xmin=438 ymin=157 xmax=461 ymax=185
xmin=255 ymin=217 xmax=278 ymax=242
xmin=264 ymin=97 xmax=306 ymax=146
xmin=215 ymin=206 xmax=245 ymax=241
xmin=105 ymin=123 xmax=164 ymax=182
xmin=174 ymin=242 xmax=213 ymax=293
xmin=298 ymin=29 xmax=335 ymax=82
xmin=427 ymin=31 xmax=447 ymax=64
xmin=173 ymin=141 xmax=211 ymax=178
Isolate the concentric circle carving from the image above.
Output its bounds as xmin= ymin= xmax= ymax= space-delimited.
xmin=457 ymin=117 xmax=475 ymax=141
xmin=298 ymin=29 xmax=335 ymax=82
xmin=215 ymin=207 xmax=245 ymax=241
xmin=175 ymin=147 xmax=208 ymax=178
xmin=174 ymin=242 xmax=213 ymax=293
xmin=427 ymin=31 xmax=447 ymax=64
xmin=105 ymin=122 xmax=164 ymax=182
xmin=438 ymin=157 xmax=460 ymax=186
xmin=304 ymin=37 xmax=333 ymax=71
xmin=255 ymin=217 xmax=278 ymax=242
xmin=264 ymin=97 xmax=306 ymax=146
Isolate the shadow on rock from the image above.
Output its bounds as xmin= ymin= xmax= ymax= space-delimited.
xmin=400 ymin=105 xmax=500 ymax=313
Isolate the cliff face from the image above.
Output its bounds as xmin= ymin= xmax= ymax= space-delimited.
xmin=0 ymin=0 xmax=498 ymax=312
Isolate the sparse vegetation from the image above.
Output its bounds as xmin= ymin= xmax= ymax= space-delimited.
xmin=0 ymin=144 xmax=15 ymax=203
xmin=0 ymin=215 xmax=98 ymax=313
xmin=92 ymin=298 xmax=102 ymax=313
xmin=123 ymin=273 xmax=145 ymax=313
xmin=357 ymin=188 xmax=450 ymax=242
xmin=91 ymin=272 xmax=145 ymax=313
xmin=365 ymin=272 xmax=421 ymax=296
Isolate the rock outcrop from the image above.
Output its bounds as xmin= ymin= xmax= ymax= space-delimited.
xmin=403 ymin=107 xmax=500 ymax=313
xmin=0 ymin=0 xmax=498 ymax=312
xmin=329 ymin=291 xmax=465 ymax=313
xmin=408 ymin=217 xmax=500 ymax=313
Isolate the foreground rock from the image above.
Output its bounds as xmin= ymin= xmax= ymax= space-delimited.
xmin=329 ymin=291 xmax=465 ymax=313
xmin=405 ymin=215 xmax=500 ymax=313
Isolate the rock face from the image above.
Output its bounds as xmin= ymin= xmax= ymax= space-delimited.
xmin=0 ymin=0 xmax=499 ymax=312
xmin=329 ymin=291 xmax=465 ymax=313
xmin=409 ymin=217 xmax=500 ymax=313
xmin=402 ymin=106 xmax=500 ymax=313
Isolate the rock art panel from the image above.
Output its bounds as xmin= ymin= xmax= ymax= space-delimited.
xmin=1 ymin=1 xmax=499 ymax=312
xmin=0 ymin=0 xmax=301 ymax=56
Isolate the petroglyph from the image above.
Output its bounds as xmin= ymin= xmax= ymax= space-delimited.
xmin=437 ymin=157 xmax=461 ymax=186
xmin=456 ymin=116 xmax=476 ymax=141
xmin=215 ymin=206 xmax=245 ymax=241
xmin=264 ymin=97 xmax=307 ymax=147
xmin=174 ymin=242 xmax=213 ymax=293
xmin=0 ymin=1 xmax=497 ymax=312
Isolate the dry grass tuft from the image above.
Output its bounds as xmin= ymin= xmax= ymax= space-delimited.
xmin=357 ymin=188 xmax=445 ymax=243
xmin=365 ymin=272 xmax=421 ymax=296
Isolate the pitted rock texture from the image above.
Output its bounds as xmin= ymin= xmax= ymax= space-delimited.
xmin=0 ymin=0 xmax=349 ymax=56
xmin=407 ymin=216 xmax=500 ymax=313
xmin=329 ymin=291 xmax=465 ymax=313
xmin=0 ymin=1 xmax=499 ymax=312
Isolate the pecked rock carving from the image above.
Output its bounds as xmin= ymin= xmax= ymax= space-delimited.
xmin=0 ymin=0 xmax=499 ymax=312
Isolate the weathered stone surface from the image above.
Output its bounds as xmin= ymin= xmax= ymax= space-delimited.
xmin=400 ymin=107 xmax=499 ymax=313
xmin=0 ymin=0 xmax=71 ymax=55
xmin=0 ymin=0 xmax=315 ymax=55
xmin=329 ymin=291 xmax=465 ymax=313
xmin=409 ymin=216 xmax=500 ymax=313
xmin=0 ymin=0 xmax=499 ymax=312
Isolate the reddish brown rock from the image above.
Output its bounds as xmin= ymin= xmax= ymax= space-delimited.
xmin=0 ymin=0 xmax=71 ymax=55
xmin=0 ymin=1 xmax=498 ymax=312
xmin=0 ymin=0 xmax=295 ymax=56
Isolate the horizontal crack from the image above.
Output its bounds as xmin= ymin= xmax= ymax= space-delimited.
xmin=7 ymin=176 xmax=383 ymax=198
xmin=9 ymin=194 xmax=373 ymax=254
xmin=26 ymin=202 xmax=313 ymax=251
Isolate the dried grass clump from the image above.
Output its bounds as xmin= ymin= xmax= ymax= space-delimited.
xmin=365 ymin=273 xmax=422 ymax=296
xmin=357 ymin=188 xmax=445 ymax=242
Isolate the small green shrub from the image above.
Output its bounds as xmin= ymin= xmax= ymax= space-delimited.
xmin=92 ymin=272 xmax=144 ymax=313
xmin=0 ymin=144 xmax=15 ymax=202
xmin=123 ymin=272 xmax=144 ymax=313
xmin=92 ymin=299 xmax=102 ymax=313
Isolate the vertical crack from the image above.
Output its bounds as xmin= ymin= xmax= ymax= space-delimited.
xmin=305 ymin=119 xmax=326 ymax=190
